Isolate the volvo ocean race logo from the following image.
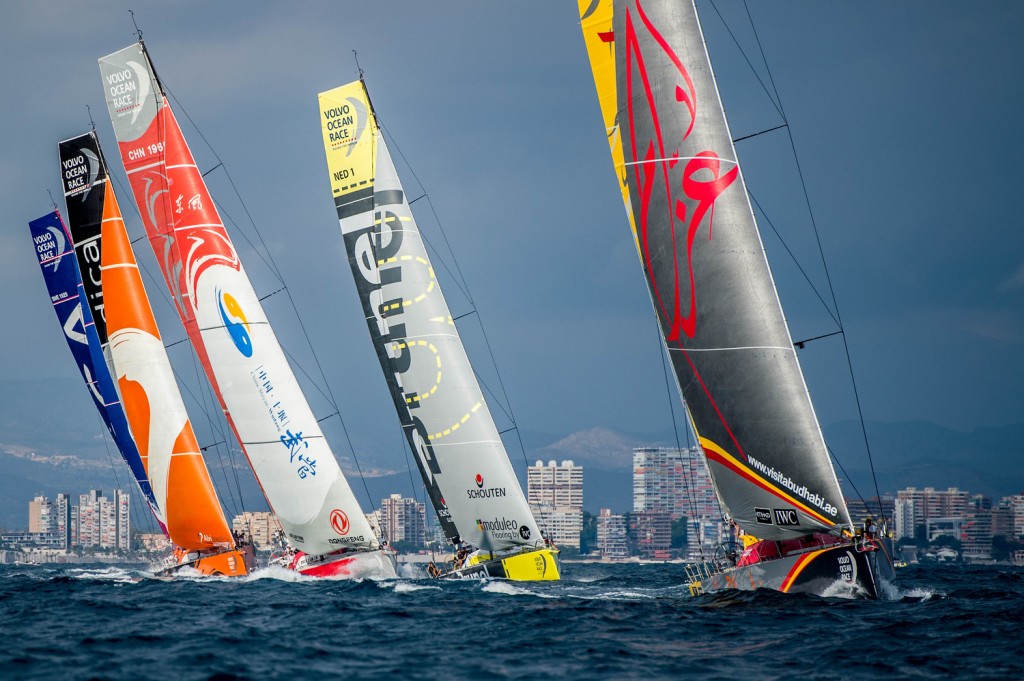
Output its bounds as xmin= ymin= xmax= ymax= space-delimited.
xmin=330 ymin=509 xmax=350 ymax=536
xmin=467 ymin=473 xmax=506 ymax=500
xmin=323 ymin=96 xmax=367 ymax=157
xmin=217 ymin=289 xmax=253 ymax=357
xmin=105 ymin=58 xmax=150 ymax=125
xmin=61 ymin=148 xmax=100 ymax=200
xmin=34 ymin=226 xmax=67 ymax=271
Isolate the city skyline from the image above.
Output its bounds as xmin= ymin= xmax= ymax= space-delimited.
xmin=0 ymin=3 xmax=1022 ymax=496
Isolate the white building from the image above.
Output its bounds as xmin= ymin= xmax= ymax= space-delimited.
xmin=596 ymin=508 xmax=628 ymax=559
xmin=528 ymin=460 xmax=583 ymax=548
xmin=232 ymin=511 xmax=284 ymax=550
xmin=379 ymin=494 xmax=426 ymax=548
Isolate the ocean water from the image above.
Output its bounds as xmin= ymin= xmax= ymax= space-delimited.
xmin=1 ymin=561 xmax=1020 ymax=680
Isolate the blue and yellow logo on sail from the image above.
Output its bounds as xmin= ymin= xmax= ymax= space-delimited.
xmin=217 ymin=288 xmax=252 ymax=357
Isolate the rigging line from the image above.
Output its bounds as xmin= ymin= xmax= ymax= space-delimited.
xmin=378 ymin=122 xmax=475 ymax=305
xmin=707 ymin=0 xmax=784 ymax=118
xmin=46 ymin=189 xmax=59 ymax=212
xmin=286 ymin=285 xmax=380 ymax=524
xmin=470 ymin=363 xmax=515 ymax=426
xmin=742 ymin=1 xmax=885 ymax=521
xmin=469 ymin=308 xmax=532 ymax=473
xmin=656 ymin=319 xmax=705 ymax=561
xmin=190 ymin=349 xmax=245 ymax=520
xmin=748 ymin=190 xmax=839 ymax=327
xmin=826 ymin=443 xmax=871 ymax=523
xmin=160 ymin=83 xmax=284 ymax=283
xmin=171 ymin=347 xmax=245 ymax=519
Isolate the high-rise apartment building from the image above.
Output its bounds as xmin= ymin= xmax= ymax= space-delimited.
xmin=896 ymin=487 xmax=969 ymax=533
xmin=528 ymin=460 xmax=583 ymax=549
xmin=28 ymin=496 xmax=50 ymax=533
xmin=232 ymin=511 xmax=284 ymax=550
xmin=596 ymin=508 xmax=628 ymax=559
xmin=379 ymin=494 xmax=426 ymax=548
xmin=633 ymin=447 xmax=720 ymax=520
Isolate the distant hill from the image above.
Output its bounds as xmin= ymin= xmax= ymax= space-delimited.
xmin=2 ymin=378 xmax=1021 ymax=527
xmin=824 ymin=420 xmax=1024 ymax=500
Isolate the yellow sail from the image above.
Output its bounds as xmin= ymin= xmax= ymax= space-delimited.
xmin=579 ymin=0 xmax=638 ymax=246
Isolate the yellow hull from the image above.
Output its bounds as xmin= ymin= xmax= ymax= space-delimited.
xmin=448 ymin=547 xmax=560 ymax=581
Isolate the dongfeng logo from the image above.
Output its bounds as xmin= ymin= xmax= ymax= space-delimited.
xmin=217 ymin=289 xmax=253 ymax=357
xmin=475 ymin=473 xmax=484 ymax=489
xmin=330 ymin=509 xmax=350 ymax=536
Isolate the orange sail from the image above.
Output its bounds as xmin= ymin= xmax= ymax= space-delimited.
xmin=100 ymin=182 xmax=236 ymax=551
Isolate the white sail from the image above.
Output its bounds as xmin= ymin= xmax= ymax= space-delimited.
xmin=321 ymin=81 xmax=543 ymax=552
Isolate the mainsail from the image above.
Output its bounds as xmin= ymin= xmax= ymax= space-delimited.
xmin=59 ymin=131 xmax=234 ymax=551
xmin=28 ymin=209 xmax=160 ymax=523
xmin=579 ymin=0 xmax=852 ymax=540
xmin=319 ymin=80 xmax=542 ymax=552
xmin=99 ymin=43 xmax=379 ymax=555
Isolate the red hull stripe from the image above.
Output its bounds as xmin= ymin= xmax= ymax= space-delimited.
xmin=780 ymin=550 xmax=823 ymax=592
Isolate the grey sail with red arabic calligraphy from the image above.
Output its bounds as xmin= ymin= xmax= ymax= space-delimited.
xmin=580 ymin=0 xmax=852 ymax=540
xmin=318 ymin=80 xmax=542 ymax=552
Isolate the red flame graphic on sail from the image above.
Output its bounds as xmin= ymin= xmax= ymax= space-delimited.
xmin=624 ymin=2 xmax=738 ymax=342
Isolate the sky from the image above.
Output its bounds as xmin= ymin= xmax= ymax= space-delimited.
xmin=1 ymin=1 xmax=1022 ymax=478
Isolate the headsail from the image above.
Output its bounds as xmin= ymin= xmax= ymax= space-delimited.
xmin=99 ymin=43 xmax=379 ymax=555
xmin=59 ymin=131 xmax=234 ymax=551
xmin=28 ymin=209 xmax=161 ymax=525
xmin=579 ymin=0 xmax=852 ymax=540
xmin=319 ymin=80 xmax=542 ymax=552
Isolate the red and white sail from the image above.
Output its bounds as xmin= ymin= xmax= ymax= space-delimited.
xmin=98 ymin=43 xmax=380 ymax=556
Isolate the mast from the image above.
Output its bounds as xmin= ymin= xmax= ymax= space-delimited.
xmin=579 ymin=0 xmax=852 ymax=540
xmin=98 ymin=42 xmax=379 ymax=555
xmin=59 ymin=131 xmax=235 ymax=551
xmin=318 ymin=80 xmax=542 ymax=552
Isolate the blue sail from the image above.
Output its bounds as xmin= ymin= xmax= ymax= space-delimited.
xmin=29 ymin=210 xmax=163 ymax=528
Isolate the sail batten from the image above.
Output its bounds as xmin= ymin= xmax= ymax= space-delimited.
xmin=319 ymin=81 xmax=543 ymax=552
xmin=580 ymin=0 xmax=852 ymax=540
xmin=100 ymin=43 xmax=380 ymax=555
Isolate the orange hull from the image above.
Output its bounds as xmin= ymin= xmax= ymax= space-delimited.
xmin=165 ymin=546 xmax=255 ymax=577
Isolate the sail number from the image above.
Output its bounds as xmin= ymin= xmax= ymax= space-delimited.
xmin=333 ymin=167 xmax=355 ymax=182
xmin=126 ymin=141 xmax=165 ymax=162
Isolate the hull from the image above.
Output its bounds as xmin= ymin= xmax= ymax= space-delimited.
xmin=284 ymin=548 xmax=397 ymax=579
xmin=442 ymin=547 xmax=561 ymax=581
xmin=693 ymin=538 xmax=893 ymax=599
xmin=158 ymin=544 xmax=255 ymax=578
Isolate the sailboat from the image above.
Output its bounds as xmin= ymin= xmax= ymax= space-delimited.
xmin=60 ymin=130 xmax=252 ymax=577
xmin=317 ymin=79 xmax=560 ymax=581
xmin=578 ymin=0 xmax=894 ymax=598
xmin=97 ymin=41 xmax=396 ymax=579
